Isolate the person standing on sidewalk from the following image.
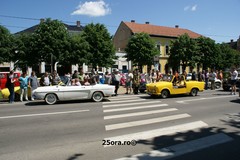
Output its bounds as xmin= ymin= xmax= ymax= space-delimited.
xmin=133 ymin=69 xmax=141 ymax=94
xmin=112 ymin=69 xmax=121 ymax=96
xmin=28 ymin=71 xmax=39 ymax=101
xmin=209 ymin=69 xmax=216 ymax=90
xmin=19 ymin=72 xmax=29 ymax=102
xmin=125 ymin=70 xmax=133 ymax=94
xmin=6 ymin=70 xmax=17 ymax=103
xmin=230 ymin=67 xmax=238 ymax=95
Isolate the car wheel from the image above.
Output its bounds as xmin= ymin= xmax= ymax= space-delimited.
xmin=92 ymin=91 xmax=103 ymax=102
xmin=161 ymin=90 xmax=169 ymax=99
xmin=190 ymin=88 xmax=198 ymax=96
xmin=45 ymin=93 xmax=57 ymax=105
xmin=215 ymin=82 xmax=221 ymax=89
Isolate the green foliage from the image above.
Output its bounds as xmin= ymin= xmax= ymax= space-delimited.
xmin=82 ymin=23 xmax=116 ymax=69
xmin=61 ymin=33 xmax=90 ymax=66
xmin=31 ymin=18 xmax=69 ymax=65
xmin=169 ymin=34 xmax=199 ymax=71
xmin=196 ymin=36 xmax=219 ymax=70
xmin=125 ymin=33 xmax=159 ymax=68
xmin=217 ymin=43 xmax=240 ymax=69
xmin=0 ymin=25 xmax=14 ymax=63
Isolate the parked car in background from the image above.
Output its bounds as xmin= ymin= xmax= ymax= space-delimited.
xmin=222 ymin=70 xmax=240 ymax=91
xmin=208 ymin=78 xmax=222 ymax=89
xmin=1 ymin=86 xmax=31 ymax=101
xmin=0 ymin=72 xmax=21 ymax=89
xmin=146 ymin=75 xmax=204 ymax=98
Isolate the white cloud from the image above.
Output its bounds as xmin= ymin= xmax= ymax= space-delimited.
xmin=191 ymin=5 xmax=197 ymax=11
xmin=184 ymin=4 xmax=197 ymax=11
xmin=71 ymin=0 xmax=111 ymax=17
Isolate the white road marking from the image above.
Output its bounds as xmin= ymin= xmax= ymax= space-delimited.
xmin=103 ymin=101 xmax=161 ymax=108
xmin=103 ymin=104 xmax=168 ymax=113
xmin=115 ymin=133 xmax=233 ymax=160
xmin=104 ymin=108 xmax=177 ymax=120
xmin=0 ymin=110 xmax=90 ymax=119
xmin=105 ymin=113 xmax=191 ymax=131
xmin=103 ymin=99 xmax=146 ymax=104
xmin=176 ymin=95 xmax=236 ymax=104
xmin=104 ymin=121 xmax=208 ymax=147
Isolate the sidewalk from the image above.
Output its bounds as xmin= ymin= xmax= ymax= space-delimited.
xmin=118 ymin=85 xmax=127 ymax=94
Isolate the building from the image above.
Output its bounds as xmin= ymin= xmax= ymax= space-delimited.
xmin=228 ymin=36 xmax=240 ymax=51
xmin=113 ymin=20 xmax=202 ymax=73
xmin=0 ymin=19 xmax=85 ymax=75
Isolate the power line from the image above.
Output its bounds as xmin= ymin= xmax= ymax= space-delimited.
xmin=2 ymin=24 xmax=27 ymax=29
xmin=0 ymin=14 xmax=40 ymax=21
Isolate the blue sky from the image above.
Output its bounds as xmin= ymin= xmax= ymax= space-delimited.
xmin=1 ymin=0 xmax=239 ymax=43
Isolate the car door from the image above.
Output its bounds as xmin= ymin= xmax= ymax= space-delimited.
xmin=171 ymin=76 xmax=187 ymax=94
xmin=61 ymin=85 xmax=91 ymax=100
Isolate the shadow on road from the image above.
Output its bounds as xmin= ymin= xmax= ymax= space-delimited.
xmin=67 ymin=153 xmax=84 ymax=160
xmin=123 ymin=119 xmax=240 ymax=160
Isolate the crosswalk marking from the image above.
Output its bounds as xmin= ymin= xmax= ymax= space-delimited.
xmin=103 ymin=104 xmax=168 ymax=113
xmin=115 ymin=133 xmax=233 ymax=159
xmin=105 ymin=113 xmax=191 ymax=131
xmin=103 ymin=99 xmax=146 ymax=104
xmin=103 ymin=101 xmax=161 ymax=108
xmin=104 ymin=121 xmax=208 ymax=147
xmin=104 ymin=108 xmax=177 ymax=120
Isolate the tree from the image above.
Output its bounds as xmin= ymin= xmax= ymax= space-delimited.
xmin=0 ymin=25 xmax=14 ymax=63
xmin=82 ymin=23 xmax=116 ymax=70
xmin=196 ymin=36 xmax=220 ymax=70
xmin=125 ymin=33 xmax=159 ymax=70
xmin=30 ymin=18 xmax=69 ymax=72
xmin=217 ymin=43 xmax=240 ymax=69
xmin=13 ymin=33 xmax=36 ymax=71
xmin=168 ymin=34 xmax=199 ymax=72
xmin=61 ymin=33 xmax=90 ymax=66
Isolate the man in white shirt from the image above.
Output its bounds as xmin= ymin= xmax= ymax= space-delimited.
xmin=230 ymin=67 xmax=238 ymax=95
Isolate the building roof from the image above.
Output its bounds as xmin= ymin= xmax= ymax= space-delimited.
xmin=123 ymin=21 xmax=202 ymax=39
xmin=15 ymin=22 xmax=84 ymax=34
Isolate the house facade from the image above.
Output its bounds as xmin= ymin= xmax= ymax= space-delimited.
xmin=228 ymin=36 xmax=240 ymax=51
xmin=113 ymin=20 xmax=202 ymax=74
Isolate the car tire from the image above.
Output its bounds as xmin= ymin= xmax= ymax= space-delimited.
xmin=45 ymin=93 xmax=57 ymax=105
xmin=161 ymin=90 xmax=169 ymax=99
xmin=215 ymin=82 xmax=221 ymax=89
xmin=92 ymin=91 xmax=103 ymax=102
xmin=190 ymin=88 xmax=198 ymax=96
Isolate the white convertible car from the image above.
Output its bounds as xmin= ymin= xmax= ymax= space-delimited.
xmin=33 ymin=82 xmax=115 ymax=105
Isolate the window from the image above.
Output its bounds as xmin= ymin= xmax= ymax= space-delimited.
xmin=166 ymin=45 xmax=169 ymax=55
xmin=156 ymin=41 xmax=161 ymax=55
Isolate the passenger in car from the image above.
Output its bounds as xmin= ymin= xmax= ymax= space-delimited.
xmin=75 ymin=78 xmax=81 ymax=86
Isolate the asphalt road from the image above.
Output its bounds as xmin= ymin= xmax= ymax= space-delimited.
xmin=0 ymin=89 xmax=240 ymax=160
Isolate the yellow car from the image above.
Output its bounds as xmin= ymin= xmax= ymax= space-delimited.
xmin=1 ymin=86 xmax=31 ymax=101
xmin=146 ymin=75 xmax=204 ymax=98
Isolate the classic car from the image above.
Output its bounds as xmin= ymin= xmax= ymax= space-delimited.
xmin=0 ymin=76 xmax=69 ymax=101
xmin=222 ymin=70 xmax=240 ymax=91
xmin=146 ymin=75 xmax=204 ymax=98
xmin=33 ymin=81 xmax=115 ymax=105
